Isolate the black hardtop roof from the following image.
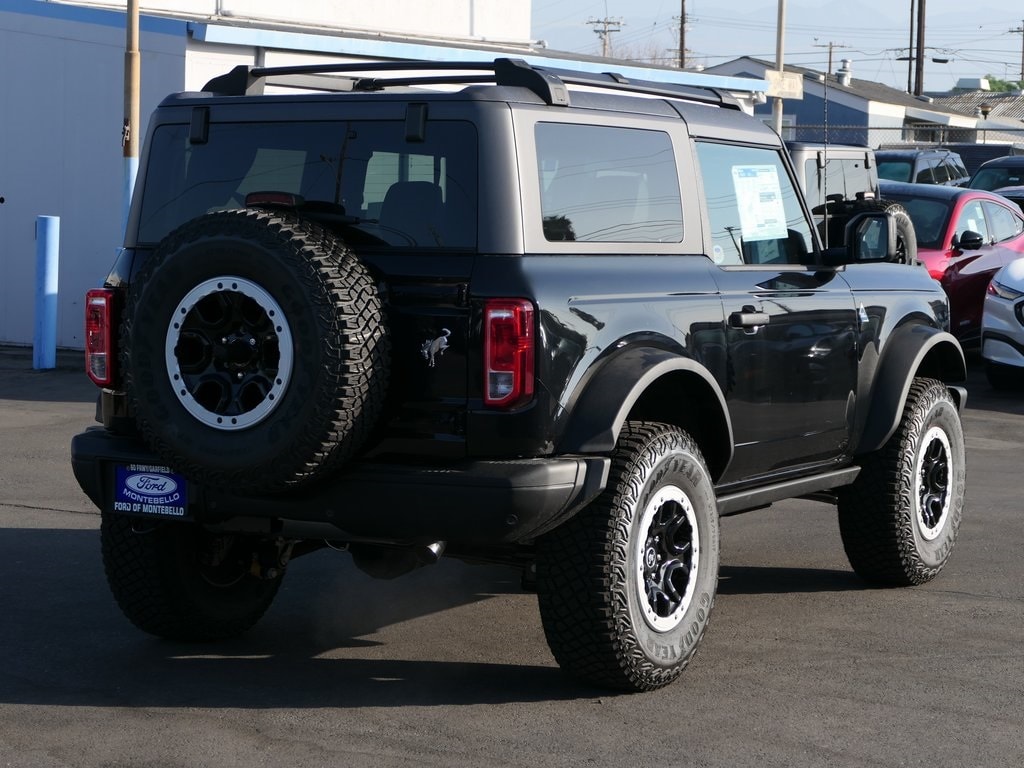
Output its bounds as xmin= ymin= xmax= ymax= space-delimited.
xmin=876 ymin=148 xmax=962 ymax=159
xmin=976 ymin=155 xmax=1024 ymax=169
xmin=879 ymin=180 xmax=997 ymax=200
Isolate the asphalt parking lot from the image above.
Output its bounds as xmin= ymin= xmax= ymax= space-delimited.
xmin=1 ymin=346 xmax=1022 ymax=768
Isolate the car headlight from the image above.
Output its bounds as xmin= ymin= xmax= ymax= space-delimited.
xmin=987 ymin=279 xmax=1024 ymax=301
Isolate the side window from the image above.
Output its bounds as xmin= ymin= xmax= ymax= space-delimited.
xmin=954 ymin=199 xmax=990 ymax=242
xmin=915 ymin=159 xmax=937 ymax=184
xmin=695 ymin=142 xmax=815 ymax=265
xmin=932 ymin=159 xmax=953 ymax=184
xmin=984 ymin=201 xmax=1024 ymax=243
xmin=535 ymin=123 xmax=682 ymax=242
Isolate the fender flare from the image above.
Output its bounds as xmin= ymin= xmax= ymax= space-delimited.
xmin=854 ymin=324 xmax=966 ymax=455
xmin=556 ymin=347 xmax=733 ymax=478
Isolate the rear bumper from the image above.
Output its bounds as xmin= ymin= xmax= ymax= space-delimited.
xmin=71 ymin=428 xmax=609 ymax=545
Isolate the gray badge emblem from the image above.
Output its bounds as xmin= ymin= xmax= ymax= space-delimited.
xmin=420 ymin=328 xmax=451 ymax=367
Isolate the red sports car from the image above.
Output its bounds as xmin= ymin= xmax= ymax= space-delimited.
xmin=880 ymin=181 xmax=1024 ymax=345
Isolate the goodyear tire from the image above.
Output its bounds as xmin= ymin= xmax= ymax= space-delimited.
xmin=122 ymin=209 xmax=389 ymax=492
xmin=837 ymin=378 xmax=965 ymax=585
xmin=101 ymin=514 xmax=282 ymax=640
xmin=536 ymin=422 xmax=720 ymax=692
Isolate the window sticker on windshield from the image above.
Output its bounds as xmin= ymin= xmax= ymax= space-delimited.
xmin=732 ymin=165 xmax=788 ymax=241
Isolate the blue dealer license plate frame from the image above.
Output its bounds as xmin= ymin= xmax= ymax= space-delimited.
xmin=113 ymin=464 xmax=188 ymax=518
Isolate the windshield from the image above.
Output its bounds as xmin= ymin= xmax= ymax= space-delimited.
xmin=137 ymin=119 xmax=478 ymax=248
xmin=970 ymin=166 xmax=1024 ymax=191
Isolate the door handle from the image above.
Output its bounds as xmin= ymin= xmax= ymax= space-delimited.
xmin=729 ymin=308 xmax=770 ymax=329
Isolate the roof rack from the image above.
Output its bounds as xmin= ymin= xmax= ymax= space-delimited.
xmin=201 ymin=57 xmax=741 ymax=110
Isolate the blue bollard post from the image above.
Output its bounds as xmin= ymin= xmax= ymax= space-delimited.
xmin=34 ymin=216 xmax=60 ymax=370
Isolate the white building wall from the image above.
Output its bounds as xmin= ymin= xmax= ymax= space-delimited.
xmin=0 ymin=3 xmax=186 ymax=348
xmin=55 ymin=0 xmax=533 ymax=44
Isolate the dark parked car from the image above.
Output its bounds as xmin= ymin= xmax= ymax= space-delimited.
xmin=994 ymin=185 xmax=1024 ymax=212
xmin=876 ymin=148 xmax=969 ymax=187
xmin=969 ymin=156 xmax=1024 ymax=191
xmin=880 ymin=180 xmax=1024 ymax=345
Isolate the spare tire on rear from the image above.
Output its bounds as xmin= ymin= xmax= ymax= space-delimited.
xmin=122 ymin=209 xmax=389 ymax=493
xmin=874 ymin=200 xmax=918 ymax=266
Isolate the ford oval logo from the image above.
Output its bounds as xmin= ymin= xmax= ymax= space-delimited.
xmin=125 ymin=473 xmax=178 ymax=496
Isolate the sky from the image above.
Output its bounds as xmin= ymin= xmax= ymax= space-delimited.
xmin=530 ymin=0 xmax=1024 ymax=93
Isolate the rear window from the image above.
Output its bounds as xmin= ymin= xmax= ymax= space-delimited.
xmin=877 ymin=159 xmax=914 ymax=183
xmin=802 ymin=156 xmax=876 ymax=209
xmin=137 ymin=120 xmax=477 ymax=248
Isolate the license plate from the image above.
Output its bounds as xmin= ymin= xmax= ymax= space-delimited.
xmin=113 ymin=464 xmax=188 ymax=517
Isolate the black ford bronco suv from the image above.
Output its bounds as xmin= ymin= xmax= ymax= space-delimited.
xmin=72 ymin=58 xmax=968 ymax=692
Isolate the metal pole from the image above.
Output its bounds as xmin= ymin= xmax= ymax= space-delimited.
xmin=123 ymin=0 xmax=140 ymax=236
xmin=771 ymin=0 xmax=786 ymax=135
xmin=907 ymin=0 xmax=915 ymax=93
xmin=34 ymin=216 xmax=60 ymax=370
xmin=914 ymin=0 xmax=926 ymax=96
xmin=679 ymin=0 xmax=686 ymax=69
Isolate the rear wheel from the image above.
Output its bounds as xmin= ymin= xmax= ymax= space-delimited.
xmin=101 ymin=514 xmax=283 ymax=641
xmin=837 ymin=378 xmax=965 ymax=585
xmin=536 ymin=422 xmax=719 ymax=692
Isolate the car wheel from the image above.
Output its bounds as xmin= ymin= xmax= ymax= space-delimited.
xmin=122 ymin=209 xmax=389 ymax=492
xmin=536 ymin=422 xmax=720 ymax=692
xmin=837 ymin=378 xmax=965 ymax=585
xmin=101 ymin=514 xmax=283 ymax=640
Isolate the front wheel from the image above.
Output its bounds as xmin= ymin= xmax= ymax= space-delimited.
xmin=837 ymin=378 xmax=965 ymax=586
xmin=536 ymin=422 xmax=720 ymax=692
xmin=101 ymin=514 xmax=284 ymax=640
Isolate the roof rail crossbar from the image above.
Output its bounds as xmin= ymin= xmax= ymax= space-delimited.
xmin=201 ymin=57 xmax=738 ymax=109
xmin=538 ymin=67 xmax=742 ymax=110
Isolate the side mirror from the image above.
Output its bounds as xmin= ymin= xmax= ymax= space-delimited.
xmin=848 ymin=210 xmax=898 ymax=262
xmin=819 ymin=210 xmax=898 ymax=266
xmin=954 ymin=230 xmax=985 ymax=251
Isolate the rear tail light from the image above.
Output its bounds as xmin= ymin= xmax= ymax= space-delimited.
xmin=483 ymin=299 xmax=535 ymax=408
xmin=85 ymin=288 xmax=116 ymax=387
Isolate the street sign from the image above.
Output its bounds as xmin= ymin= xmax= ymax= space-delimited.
xmin=765 ymin=70 xmax=804 ymax=100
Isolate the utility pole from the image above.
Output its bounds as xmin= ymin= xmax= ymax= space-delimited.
xmin=772 ymin=0 xmax=787 ymax=135
xmin=587 ymin=16 xmax=624 ymax=58
xmin=678 ymin=0 xmax=686 ymax=69
xmin=1012 ymin=20 xmax=1024 ymax=83
xmin=914 ymin=0 xmax=926 ymax=95
xmin=123 ymin=0 xmax=140 ymax=235
xmin=907 ymin=0 xmax=915 ymax=93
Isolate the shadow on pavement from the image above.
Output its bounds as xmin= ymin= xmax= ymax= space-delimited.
xmin=0 ymin=526 xmax=604 ymax=708
xmin=718 ymin=564 xmax=866 ymax=595
xmin=0 ymin=521 xmax=891 ymax=710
